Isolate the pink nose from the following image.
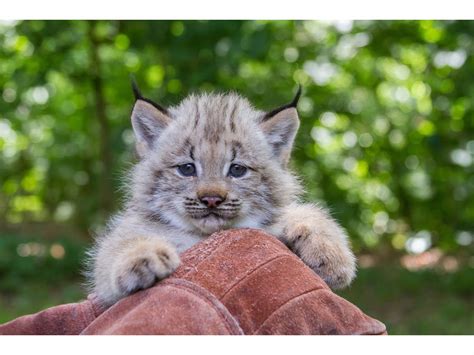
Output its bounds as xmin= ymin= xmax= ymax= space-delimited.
xmin=199 ymin=196 xmax=224 ymax=208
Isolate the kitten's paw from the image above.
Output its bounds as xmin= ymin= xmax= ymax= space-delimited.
xmin=284 ymin=223 xmax=356 ymax=290
xmin=113 ymin=239 xmax=180 ymax=298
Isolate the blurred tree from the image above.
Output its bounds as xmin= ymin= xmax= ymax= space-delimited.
xmin=0 ymin=20 xmax=473 ymax=256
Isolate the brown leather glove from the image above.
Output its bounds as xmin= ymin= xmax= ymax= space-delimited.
xmin=0 ymin=229 xmax=386 ymax=335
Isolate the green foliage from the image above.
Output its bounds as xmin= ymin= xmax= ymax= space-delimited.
xmin=0 ymin=233 xmax=86 ymax=292
xmin=0 ymin=20 xmax=473 ymax=253
xmin=0 ymin=232 xmax=86 ymax=323
xmin=339 ymin=266 xmax=474 ymax=334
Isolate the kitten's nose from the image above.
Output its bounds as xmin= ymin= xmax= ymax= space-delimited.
xmin=199 ymin=195 xmax=225 ymax=208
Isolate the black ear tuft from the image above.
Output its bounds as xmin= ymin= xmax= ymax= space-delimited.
xmin=130 ymin=75 xmax=143 ymax=101
xmin=263 ymin=85 xmax=303 ymax=121
xmin=129 ymin=76 xmax=169 ymax=115
xmin=290 ymin=85 xmax=302 ymax=108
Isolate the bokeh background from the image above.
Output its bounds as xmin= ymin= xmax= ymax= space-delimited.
xmin=0 ymin=20 xmax=473 ymax=334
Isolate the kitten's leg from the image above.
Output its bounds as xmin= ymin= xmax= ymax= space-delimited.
xmin=91 ymin=228 xmax=180 ymax=306
xmin=270 ymin=202 xmax=356 ymax=289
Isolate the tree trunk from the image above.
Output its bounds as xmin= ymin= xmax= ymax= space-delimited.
xmin=87 ymin=21 xmax=113 ymax=219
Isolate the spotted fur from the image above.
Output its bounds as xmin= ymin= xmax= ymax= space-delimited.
xmin=87 ymin=90 xmax=356 ymax=306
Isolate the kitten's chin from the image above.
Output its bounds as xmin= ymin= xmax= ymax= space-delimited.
xmin=188 ymin=215 xmax=233 ymax=235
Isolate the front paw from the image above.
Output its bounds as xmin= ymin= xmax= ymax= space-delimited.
xmin=285 ymin=223 xmax=356 ymax=290
xmin=113 ymin=239 xmax=180 ymax=298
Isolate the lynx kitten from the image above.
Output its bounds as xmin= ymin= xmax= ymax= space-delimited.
xmin=87 ymin=83 xmax=356 ymax=306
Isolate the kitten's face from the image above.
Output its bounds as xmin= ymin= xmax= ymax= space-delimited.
xmin=131 ymin=91 xmax=300 ymax=235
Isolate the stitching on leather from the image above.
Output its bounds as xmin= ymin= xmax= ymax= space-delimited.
xmin=161 ymin=278 xmax=244 ymax=335
xmin=80 ymin=303 xmax=97 ymax=332
xmin=254 ymin=288 xmax=386 ymax=335
xmin=87 ymin=293 xmax=108 ymax=318
xmin=219 ymin=254 xmax=289 ymax=300
xmin=255 ymin=287 xmax=321 ymax=334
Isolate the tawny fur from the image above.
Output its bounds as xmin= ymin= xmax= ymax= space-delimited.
xmin=86 ymin=91 xmax=356 ymax=306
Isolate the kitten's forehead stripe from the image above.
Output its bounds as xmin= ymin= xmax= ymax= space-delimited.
xmin=221 ymin=100 xmax=229 ymax=123
xmin=174 ymin=137 xmax=191 ymax=158
xmin=229 ymin=101 xmax=238 ymax=133
xmin=194 ymin=99 xmax=200 ymax=129
xmin=231 ymin=146 xmax=237 ymax=162
xmin=231 ymin=140 xmax=242 ymax=161
xmin=232 ymin=140 xmax=242 ymax=150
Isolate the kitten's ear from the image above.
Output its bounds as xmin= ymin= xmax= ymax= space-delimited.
xmin=260 ymin=86 xmax=301 ymax=166
xmin=130 ymin=79 xmax=171 ymax=157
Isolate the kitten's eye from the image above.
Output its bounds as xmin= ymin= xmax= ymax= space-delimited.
xmin=177 ymin=163 xmax=197 ymax=177
xmin=228 ymin=164 xmax=247 ymax=178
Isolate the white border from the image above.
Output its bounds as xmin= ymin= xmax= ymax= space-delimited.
xmin=1 ymin=0 xmax=474 ymax=20
xmin=1 ymin=0 xmax=473 ymax=349
xmin=1 ymin=335 xmax=474 ymax=355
